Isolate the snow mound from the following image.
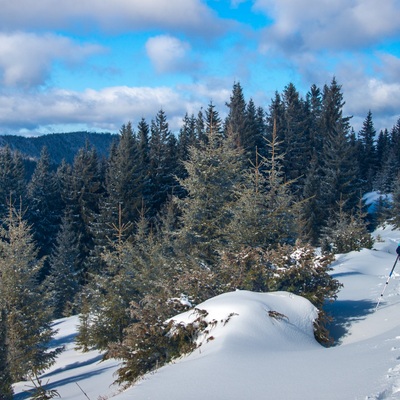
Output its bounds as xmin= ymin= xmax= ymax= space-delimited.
xmin=169 ymin=290 xmax=320 ymax=353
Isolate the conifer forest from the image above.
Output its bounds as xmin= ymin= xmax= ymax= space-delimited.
xmin=1 ymin=78 xmax=400 ymax=395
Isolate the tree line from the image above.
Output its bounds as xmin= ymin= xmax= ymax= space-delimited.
xmin=1 ymin=78 xmax=400 ymax=396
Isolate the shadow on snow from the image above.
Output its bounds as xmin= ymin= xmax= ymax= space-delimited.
xmin=13 ymin=364 xmax=116 ymax=400
xmin=324 ymin=298 xmax=376 ymax=345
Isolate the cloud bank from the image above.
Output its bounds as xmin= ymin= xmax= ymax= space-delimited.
xmin=0 ymin=0 xmax=224 ymax=37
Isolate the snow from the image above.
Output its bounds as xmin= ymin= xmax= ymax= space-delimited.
xmin=13 ymin=225 xmax=400 ymax=400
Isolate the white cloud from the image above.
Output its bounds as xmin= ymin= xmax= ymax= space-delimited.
xmin=0 ymin=80 xmax=237 ymax=135
xmin=145 ymin=35 xmax=194 ymax=73
xmin=0 ymin=86 xmax=197 ymax=134
xmin=255 ymin=0 xmax=400 ymax=52
xmin=0 ymin=32 xmax=103 ymax=87
xmin=0 ymin=0 xmax=223 ymax=38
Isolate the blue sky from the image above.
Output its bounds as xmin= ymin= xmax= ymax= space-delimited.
xmin=1 ymin=0 xmax=400 ymax=136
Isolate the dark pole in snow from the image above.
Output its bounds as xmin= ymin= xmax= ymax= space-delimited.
xmin=375 ymin=255 xmax=400 ymax=311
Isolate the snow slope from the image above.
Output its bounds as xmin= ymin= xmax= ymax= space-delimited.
xmin=13 ymin=225 xmax=400 ymax=400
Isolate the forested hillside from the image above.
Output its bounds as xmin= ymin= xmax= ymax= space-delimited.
xmin=0 ymin=131 xmax=116 ymax=165
xmin=1 ymin=78 xmax=400 ymax=397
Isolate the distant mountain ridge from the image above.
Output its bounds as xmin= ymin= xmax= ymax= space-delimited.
xmin=0 ymin=131 xmax=118 ymax=165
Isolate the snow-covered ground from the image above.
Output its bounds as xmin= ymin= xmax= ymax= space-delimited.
xmin=13 ymin=225 xmax=400 ymax=400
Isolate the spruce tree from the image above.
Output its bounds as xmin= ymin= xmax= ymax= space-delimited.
xmin=319 ymin=78 xmax=358 ymax=224
xmin=225 ymin=82 xmax=247 ymax=150
xmin=0 ymin=146 xmax=26 ymax=216
xmin=281 ymin=82 xmax=310 ymax=192
xmin=0 ymin=309 xmax=13 ymax=399
xmin=106 ymin=122 xmax=143 ymax=227
xmin=26 ymin=146 xmax=62 ymax=276
xmin=0 ymin=201 xmax=62 ymax=381
xmin=45 ymin=211 xmax=81 ymax=318
xmin=59 ymin=144 xmax=104 ymax=279
xmin=245 ymin=98 xmax=267 ymax=159
xmin=227 ymin=120 xmax=298 ymax=251
xmin=176 ymin=106 xmax=245 ymax=267
xmin=148 ymin=109 xmax=178 ymax=215
xmin=358 ymin=111 xmax=377 ymax=191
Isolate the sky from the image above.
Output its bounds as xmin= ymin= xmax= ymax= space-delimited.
xmin=1 ymin=0 xmax=400 ymax=136
xmin=13 ymin=219 xmax=400 ymax=399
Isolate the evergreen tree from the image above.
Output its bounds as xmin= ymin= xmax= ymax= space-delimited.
xmin=176 ymin=108 xmax=245 ymax=267
xmin=106 ymin=122 xmax=143 ymax=228
xmin=195 ymin=109 xmax=206 ymax=144
xmin=137 ymin=118 xmax=151 ymax=204
xmin=177 ymin=113 xmax=197 ymax=179
xmin=244 ymin=98 xmax=266 ymax=159
xmin=0 ymin=202 xmax=62 ymax=381
xmin=306 ymin=84 xmax=324 ymax=155
xmin=0 ymin=146 xmax=26 ymax=216
xmin=281 ymin=82 xmax=310 ymax=192
xmin=205 ymin=101 xmax=224 ymax=138
xmin=26 ymin=146 xmax=62 ymax=276
xmin=319 ymin=78 xmax=358 ymax=222
xmin=82 ymin=210 xmax=135 ymax=350
xmin=358 ymin=111 xmax=377 ymax=191
xmin=321 ymin=196 xmax=373 ymax=253
xmin=0 ymin=309 xmax=13 ymax=399
xmin=300 ymin=155 xmax=323 ymax=245
xmin=392 ymin=174 xmax=400 ymax=228
xmin=59 ymin=144 xmax=104 ymax=279
xmin=227 ymin=120 xmax=298 ymax=251
xmin=148 ymin=110 xmax=178 ymax=215
xmin=266 ymin=91 xmax=285 ymax=143
xmin=45 ymin=211 xmax=81 ymax=318
xmin=225 ymin=82 xmax=247 ymax=149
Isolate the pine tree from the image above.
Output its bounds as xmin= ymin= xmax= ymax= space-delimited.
xmin=0 ymin=201 xmax=62 ymax=381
